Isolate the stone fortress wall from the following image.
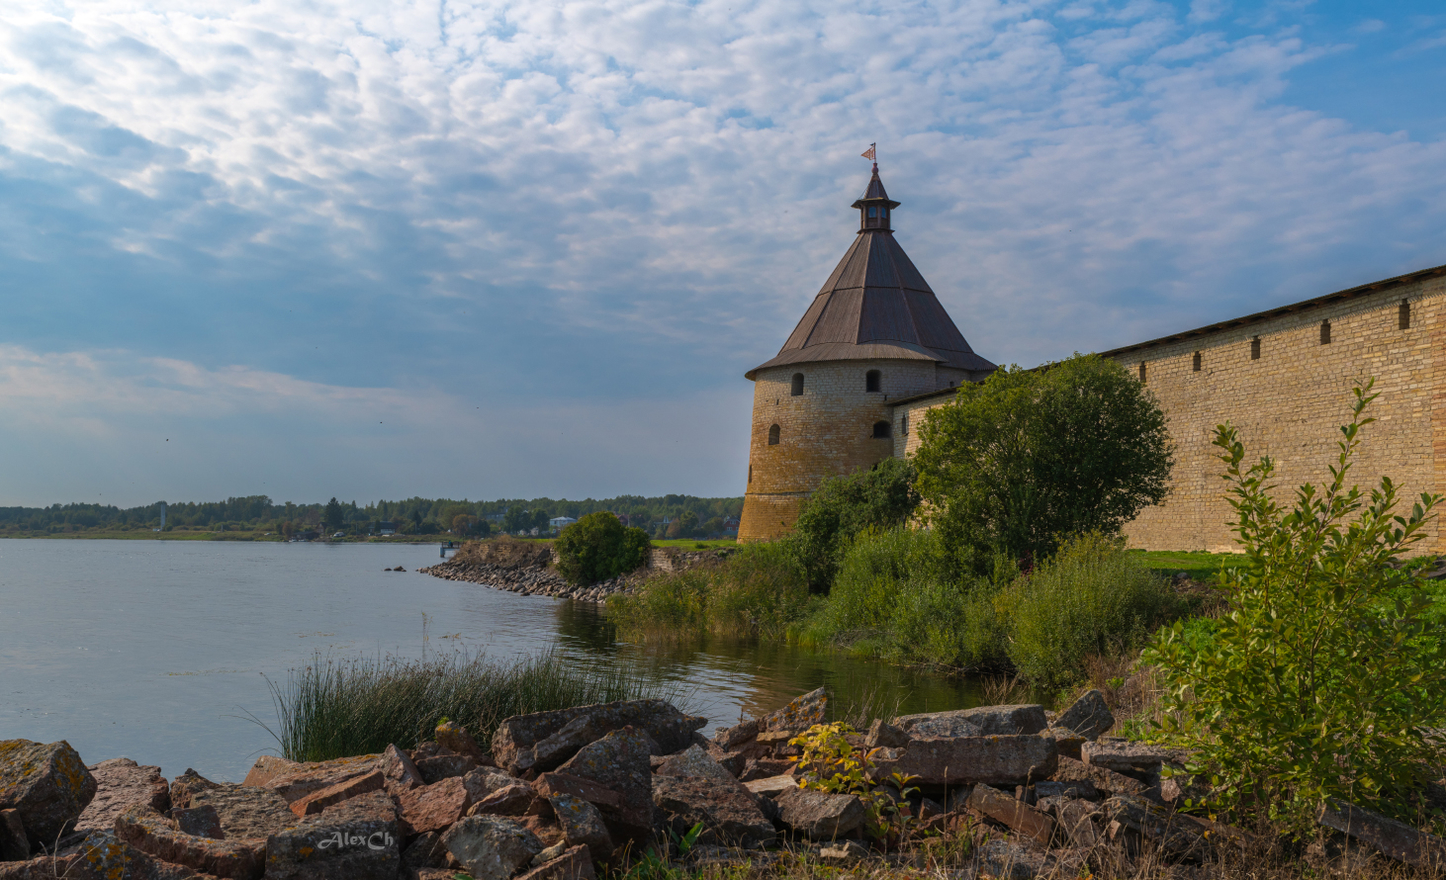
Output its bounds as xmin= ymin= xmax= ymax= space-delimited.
xmin=738 ymin=359 xmax=961 ymax=543
xmin=1104 ymin=272 xmax=1446 ymax=553
xmin=889 ymin=269 xmax=1446 ymax=553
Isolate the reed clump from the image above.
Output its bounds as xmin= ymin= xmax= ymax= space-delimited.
xmin=263 ymin=650 xmax=684 ymax=763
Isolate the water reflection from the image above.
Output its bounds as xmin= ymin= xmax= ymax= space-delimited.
xmin=547 ymin=600 xmax=990 ymax=733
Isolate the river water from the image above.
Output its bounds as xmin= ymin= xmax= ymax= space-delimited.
xmin=0 ymin=540 xmax=985 ymax=781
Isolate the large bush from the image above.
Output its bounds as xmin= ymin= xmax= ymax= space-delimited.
xmin=1146 ymin=382 xmax=1446 ymax=829
xmin=913 ymin=354 xmax=1172 ymax=571
xmin=554 ymin=512 xmax=651 ymax=585
xmin=998 ymin=532 xmax=1176 ymax=691
xmin=791 ymin=457 xmax=919 ymax=592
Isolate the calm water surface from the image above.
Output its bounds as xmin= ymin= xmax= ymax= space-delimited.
xmin=0 ymin=540 xmax=984 ymax=781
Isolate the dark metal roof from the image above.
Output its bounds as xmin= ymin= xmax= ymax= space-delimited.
xmin=851 ymin=164 xmax=900 ymax=209
xmin=748 ymin=170 xmax=996 ymax=380
xmin=1100 ymin=262 xmax=1446 ymax=359
xmin=887 ymin=386 xmax=961 ymax=408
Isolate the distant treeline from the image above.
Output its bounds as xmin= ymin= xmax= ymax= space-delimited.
xmin=0 ymin=494 xmax=744 ymax=539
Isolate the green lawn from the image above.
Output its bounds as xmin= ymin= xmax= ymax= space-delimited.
xmin=651 ymin=538 xmax=738 ymax=550
xmin=1130 ymin=548 xmax=1247 ymax=582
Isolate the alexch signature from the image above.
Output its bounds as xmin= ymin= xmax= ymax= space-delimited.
xmin=316 ymin=830 xmax=395 ymax=851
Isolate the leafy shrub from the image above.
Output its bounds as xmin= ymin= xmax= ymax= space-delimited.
xmin=791 ymin=458 xmax=919 ymax=592
xmin=1146 ymin=382 xmax=1446 ymax=829
xmin=914 ymin=354 xmax=1172 ymax=572
xmin=789 ymin=722 xmax=918 ymax=841
xmin=805 ymin=527 xmax=1010 ymax=669
xmin=998 ymin=532 xmax=1177 ymax=691
xmin=609 ymin=540 xmax=809 ymax=640
xmin=554 ymin=511 xmax=651 ymax=585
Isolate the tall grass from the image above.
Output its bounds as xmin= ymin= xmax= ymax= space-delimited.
xmin=263 ymin=651 xmax=688 ymax=763
xmin=609 ymin=540 xmax=811 ymax=640
xmin=999 ymin=532 xmax=1179 ymax=691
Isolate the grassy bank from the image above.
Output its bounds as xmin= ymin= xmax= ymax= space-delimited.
xmin=260 ymin=651 xmax=689 ymax=763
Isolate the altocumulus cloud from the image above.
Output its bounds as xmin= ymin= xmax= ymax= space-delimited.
xmin=0 ymin=0 xmax=1444 ymax=504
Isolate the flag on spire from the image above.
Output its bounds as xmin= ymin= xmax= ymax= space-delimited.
xmin=861 ymin=143 xmax=876 ymax=161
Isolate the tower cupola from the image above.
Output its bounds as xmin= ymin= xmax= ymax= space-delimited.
xmin=851 ymin=163 xmax=900 ymax=232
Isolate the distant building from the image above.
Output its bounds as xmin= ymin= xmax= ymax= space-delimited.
xmin=549 ymin=516 xmax=577 ymax=530
xmin=377 ymin=521 xmax=396 ymax=536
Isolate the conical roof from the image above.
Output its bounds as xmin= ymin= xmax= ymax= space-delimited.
xmin=747 ymin=170 xmax=994 ymax=379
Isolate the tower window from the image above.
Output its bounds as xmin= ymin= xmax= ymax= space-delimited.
xmin=791 ymin=373 xmax=804 ymax=396
xmin=1320 ymin=319 xmax=1331 ymax=345
xmin=866 ymin=370 xmax=881 ymax=392
xmin=868 ymin=207 xmax=877 ymax=218
xmin=1251 ymin=337 xmax=1261 ymax=360
xmin=767 ymin=424 xmax=780 ymax=445
xmin=1401 ymin=299 xmax=1411 ymax=330
xmin=1193 ymin=351 xmax=1201 ymax=372
xmin=901 ymin=413 xmax=909 ymax=435
xmin=748 ymin=465 xmax=752 ymax=482
xmin=872 ymin=421 xmax=892 ymax=439
xmin=1138 ymin=362 xmax=1146 ymax=383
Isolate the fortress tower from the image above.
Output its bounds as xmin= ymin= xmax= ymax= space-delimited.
xmin=738 ymin=164 xmax=996 ymax=542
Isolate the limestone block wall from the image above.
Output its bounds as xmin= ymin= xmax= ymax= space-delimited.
xmin=1108 ymin=277 xmax=1446 ymax=553
xmin=739 ymin=359 xmax=943 ymax=542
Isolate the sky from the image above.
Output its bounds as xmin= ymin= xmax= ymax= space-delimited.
xmin=2 ymin=0 xmax=1445 ymax=508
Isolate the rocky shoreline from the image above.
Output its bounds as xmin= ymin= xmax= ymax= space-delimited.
xmin=5 ymin=688 xmax=1441 ymax=880
xmin=418 ymin=543 xmax=732 ymax=603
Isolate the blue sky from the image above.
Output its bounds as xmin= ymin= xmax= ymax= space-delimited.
xmin=2 ymin=0 xmax=1445 ymax=507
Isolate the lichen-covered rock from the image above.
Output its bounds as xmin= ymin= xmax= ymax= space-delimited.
xmin=69 ymin=828 xmax=207 ymax=879
xmin=468 ymin=784 xmax=536 ymax=818
xmin=401 ymin=830 xmax=453 ymax=871
xmin=651 ymin=776 xmax=775 ymax=849
xmin=1082 ymin=740 xmax=1189 ymax=785
xmin=241 ymin=756 xmax=300 ymax=789
xmin=442 ymin=815 xmax=543 ymax=880
xmin=758 ymin=687 xmax=828 ymax=735
xmin=774 ymin=788 xmax=864 ymax=840
xmin=115 ymin=803 xmax=266 ymax=879
xmin=396 ymin=776 xmax=473 ymax=836
xmin=864 ymin=720 xmax=910 ymax=750
xmin=654 ymin=745 xmax=734 ymax=783
xmin=0 ymin=855 xmax=72 ymax=880
xmin=895 ymin=704 xmax=1047 ymax=737
xmin=75 ymin=758 xmax=171 ymax=836
xmin=492 ymin=700 xmax=706 ymax=776
xmin=966 ymin=784 xmax=1055 ymax=845
xmin=1052 ymin=755 xmax=1148 ymax=798
xmin=263 ymin=790 xmax=399 ymax=880
xmin=554 ymin=729 xmax=654 ymax=844
xmin=169 ymin=769 xmax=221 ymax=811
xmin=547 ymin=794 xmax=613 ymax=864
xmin=1054 ymin=690 xmax=1114 ymax=741
xmin=0 ymin=739 xmax=97 ymax=850
xmin=741 ymin=775 xmax=797 ymax=798
xmin=190 ymin=784 xmax=295 ymax=840
xmin=871 ymin=734 xmax=1058 ymax=786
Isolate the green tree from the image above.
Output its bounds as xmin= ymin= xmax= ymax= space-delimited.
xmin=790 ymin=457 xmax=920 ymax=592
xmin=324 ymin=497 xmax=344 ymax=531
xmin=913 ymin=354 xmax=1171 ymax=571
xmin=1146 ymin=382 xmax=1446 ymax=830
xmin=554 ymin=512 xmax=652 ymax=585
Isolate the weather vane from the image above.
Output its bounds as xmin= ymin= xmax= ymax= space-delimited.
xmin=861 ymin=143 xmax=876 ymax=165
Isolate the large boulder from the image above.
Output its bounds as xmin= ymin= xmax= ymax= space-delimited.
xmin=396 ymin=776 xmax=473 ymax=836
xmin=254 ymin=755 xmax=382 ymax=804
xmin=435 ymin=722 xmax=490 ymax=764
xmin=0 ymin=809 xmax=28 ymax=861
xmin=115 ymin=803 xmax=266 ymax=879
xmin=0 ymin=740 xmax=97 ymax=850
xmin=1081 ymin=740 xmax=1189 ymax=786
xmin=65 ymin=828 xmax=209 ymax=880
xmin=382 ymin=744 xmax=425 ymax=793
xmin=73 ymin=758 xmax=171 ymax=837
xmin=1102 ymin=794 xmax=1209 ymax=860
xmin=651 ymin=776 xmax=775 ymax=849
xmin=1318 ymin=798 xmax=1446 ymax=867
xmin=288 ymin=770 xmax=385 ymax=817
xmin=241 ymin=757 xmax=300 ymax=788
xmin=191 ymin=785 xmax=296 ymax=840
xmin=894 ymin=704 xmax=1048 ymax=737
xmin=169 ymin=769 xmax=221 ymax=811
xmin=516 ymin=844 xmax=595 ymax=880
xmin=1054 ymin=690 xmax=1114 ymax=740
xmin=965 ymin=784 xmax=1055 ymax=845
xmin=653 ymin=745 xmax=735 ymax=784
xmin=441 ymin=815 xmax=543 ymax=880
xmin=493 ymin=700 xmax=706 ymax=776
xmin=1052 ymin=755 xmax=1148 ymax=798
xmin=554 ymin=729 xmax=654 ymax=844
xmin=263 ymin=789 xmax=400 ymax=880
xmin=871 ymin=734 xmax=1058 ymax=786
xmin=774 ymin=788 xmax=864 ymax=840
xmin=972 ymin=838 xmax=1057 ymax=880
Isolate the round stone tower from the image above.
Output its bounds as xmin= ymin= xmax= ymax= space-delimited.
xmin=738 ymin=164 xmax=996 ymax=543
